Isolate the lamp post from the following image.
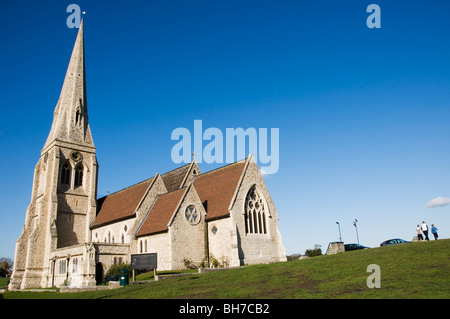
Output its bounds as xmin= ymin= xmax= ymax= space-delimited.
xmin=336 ymin=222 xmax=342 ymax=242
xmin=353 ymin=219 xmax=360 ymax=244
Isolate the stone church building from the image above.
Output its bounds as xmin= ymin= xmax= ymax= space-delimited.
xmin=9 ymin=22 xmax=286 ymax=290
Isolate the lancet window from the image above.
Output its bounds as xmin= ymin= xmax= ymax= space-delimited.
xmin=61 ymin=161 xmax=71 ymax=185
xmin=74 ymin=163 xmax=83 ymax=188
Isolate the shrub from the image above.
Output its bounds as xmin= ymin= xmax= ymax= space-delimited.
xmin=304 ymin=248 xmax=322 ymax=257
xmin=106 ymin=263 xmax=131 ymax=277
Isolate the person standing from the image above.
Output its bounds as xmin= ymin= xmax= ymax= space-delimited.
xmin=422 ymin=221 xmax=429 ymax=241
xmin=431 ymin=224 xmax=439 ymax=240
xmin=416 ymin=225 xmax=423 ymax=241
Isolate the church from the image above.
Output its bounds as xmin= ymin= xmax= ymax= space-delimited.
xmin=9 ymin=21 xmax=286 ymax=290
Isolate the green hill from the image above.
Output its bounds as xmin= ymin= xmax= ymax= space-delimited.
xmin=3 ymin=239 xmax=450 ymax=299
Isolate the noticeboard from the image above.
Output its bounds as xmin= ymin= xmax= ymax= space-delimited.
xmin=131 ymin=253 xmax=157 ymax=270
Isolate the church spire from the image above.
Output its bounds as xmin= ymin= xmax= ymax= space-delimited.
xmin=43 ymin=20 xmax=94 ymax=152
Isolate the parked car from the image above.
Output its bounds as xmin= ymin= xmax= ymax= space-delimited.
xmin=344 ymin=243 xmax=370 ymax=251
xmin=380 ymin=238 xmax=411 ymax=247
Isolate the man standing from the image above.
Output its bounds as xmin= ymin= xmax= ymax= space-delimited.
xmin=431 ymin=224 xmax=439 ymax=240
xmin=422 ymin=221 xmax=429 ymax=241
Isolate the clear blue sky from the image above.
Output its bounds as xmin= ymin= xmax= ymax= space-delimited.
xmin=1 ymin=0 xmax=450 ymax=259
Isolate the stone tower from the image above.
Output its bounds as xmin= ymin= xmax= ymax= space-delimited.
xmin=10 ymin=20 xmax=98 ymax=289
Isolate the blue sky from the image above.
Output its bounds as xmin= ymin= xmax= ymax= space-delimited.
xmin=1 ymin=0 xmax=450 ymax=259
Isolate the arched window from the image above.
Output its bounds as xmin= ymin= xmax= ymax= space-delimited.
xmin=61 ymin=162 xmax=71 ymax=185
xmin=244 ymin=185 xmax=268 ymax=234
xmin=75 ymin=108 xmax=81 ymax=125
xmin=74 ymin=163 xmax=83 ymax=188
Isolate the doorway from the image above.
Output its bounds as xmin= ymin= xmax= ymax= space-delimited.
xmin=95 ymin=262 xmax=104 ymax=285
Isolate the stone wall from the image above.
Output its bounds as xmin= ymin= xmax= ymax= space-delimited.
xmin=129 ymin=175 xmax=167 ymax=255
xmin=96 ymin=243 xmax=130 ymax=267
xmin=55 ymin=146 xmax=97 ymax=248
xmin=93 ymin=218 xmax=133 ymax=245
xmin=169 ymin=186 xmax=207 ymax=269
xmin=207 ymin=218 xmax=234 ymax=266
xmin=326 ymin=242 xmax=345 ymax=255
xmin=230 ymin=160 xmax=287 ymax=266
xmin=138 ymin=232 xmax=171 ymax=270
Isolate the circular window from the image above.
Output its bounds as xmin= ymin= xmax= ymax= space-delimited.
xmin=70 ymin=151 xmax=83 ymax=162
xmin=185 ymin=205 xmax=200 ymax=225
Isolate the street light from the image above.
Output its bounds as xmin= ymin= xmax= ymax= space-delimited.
xmin=336 ymin=222 xmax=342 ymax=242
xmin=353 ymin=219 xmax=360 ymax=244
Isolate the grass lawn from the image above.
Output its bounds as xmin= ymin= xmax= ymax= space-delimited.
xmin=3 ymin=239 xmax=450 ymax=299
xmin=0 ymin=277 xmax=9 ymax=289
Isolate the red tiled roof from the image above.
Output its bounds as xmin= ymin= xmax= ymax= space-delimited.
xmin=92 ymin=160 xmax=246 ymax=233
xmin=91 ymin=178 xmax=153 ymax=228
xmin=90 ymin=163 xmax=191 ymax=229
xmin=135 ymin=188 xmax=186 ymax=237
xmin=193 ymin=161 xmax=246 ymax=221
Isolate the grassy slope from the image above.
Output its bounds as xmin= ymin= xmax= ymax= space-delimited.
xmin=3 ymin=239 xmax=450 ymax=299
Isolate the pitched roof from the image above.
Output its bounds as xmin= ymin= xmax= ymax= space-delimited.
xmin=91 ymin=177 xmax=153 ymax=228
xmin=90 ymin=163 xmax=193 ymax=229
xmin=92 ymin=160 xmax=247 ymax=232
xmin=135 ymin=160 xmax=246 ymax=237
xmin=193 ymin=161 xmax=246 ymax=221
xmin=160 ymin=163 xmax=191 ymax=192
xmin=135 ymin=188 xmax=186 ymax=237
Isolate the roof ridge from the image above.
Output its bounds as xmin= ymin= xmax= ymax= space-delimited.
xmin=98 ymin=176 xmax=154 ymax=199
xmin=97 ymin=163 xmax=193 ymax=200
xmin=160 ymin=162 xmax=191 ymax=176
xmin=196 ymin=158 xmax=246 ymax=177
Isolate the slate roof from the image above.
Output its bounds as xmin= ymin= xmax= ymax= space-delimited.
xmin=160 ymin=164 xmax=191 ymax=192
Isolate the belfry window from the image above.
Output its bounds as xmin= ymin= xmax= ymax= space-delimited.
xmin=75 ymin=107 xmax=81 ymax=126
xmin=74 ymin=164 xmax=83 ymax=188
xmin=244 ymin=185 xmax=268 ymax=235
xmin=61 ymin=162 xmax=71 ymax=185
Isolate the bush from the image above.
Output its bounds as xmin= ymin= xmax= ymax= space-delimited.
xmin=106 ymin=263 xmax=131 ymax=277
xmin=304 ymin=248 xmax=322 ymax=257
xmin=198 ymin=254 xmax=230 ymax=268
xmin=0 ymin=258 xmax=12 ymax=277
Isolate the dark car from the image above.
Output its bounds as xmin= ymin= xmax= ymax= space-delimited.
xmin=344 ymin=243 xmax=370 ymax=251
xmin=380 ymin=238 xmax=411 ymax=247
